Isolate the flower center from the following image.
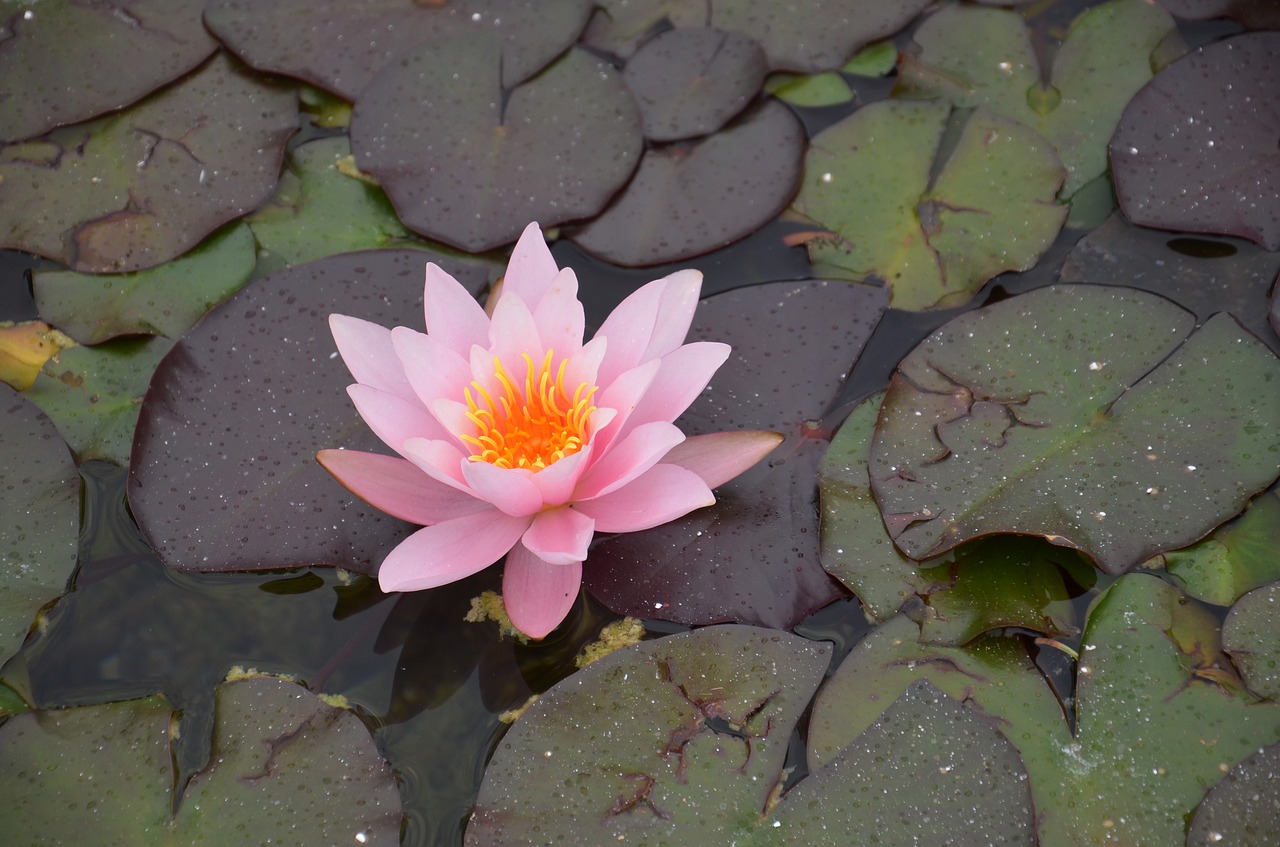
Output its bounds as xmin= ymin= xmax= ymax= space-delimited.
xmin=461 ymin=350 xmax=597 ymax=471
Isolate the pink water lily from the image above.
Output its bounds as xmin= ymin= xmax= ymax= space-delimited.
xmin=318 ymin=223 xmax=781 ymax=638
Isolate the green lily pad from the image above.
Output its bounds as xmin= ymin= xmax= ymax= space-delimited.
xmin=896 ymin=0 xmax=1178 ymax=198
xmin=0 ymin=676 xmax=402 ymax=845
xmin=1223 ymin=582 xmax=1280 ymax=700
xmin=623 ymin=27 xmax=766 ymax=142
xmin=33 ymin=223 xmax=256 ymax=345
xmin=351 ymin=36 xmax=642 ymax=252
xmin=1188 ymin=742 xmax=1280 ymax=845
xmin=1163 ymin=491 xmax=1280 ymax=606
xmin=23 ymin=336 xmax=173 ymax=465
xmin=870 ymin=285 xmax=1280 ymax=573
xmin=0 ymin=53 xmax=296 ymax=273
xmin=567 ymin=99 xmax=804 ymax=266
xmin=792 ymin=100 xmax=1067 ymax=310
xmin=842 ymin=39 xmax=898 ymax=78
xmin=764 ymin=72 xmax=854 ymax=108
xmin=0 ymin=0 xmax=217 ymax=143
xmin=0 ymin=386 xmax=78 ymax=667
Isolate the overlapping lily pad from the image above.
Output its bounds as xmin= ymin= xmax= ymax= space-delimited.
xmin=1162 ymin=490 xmax=1280 ymax=606
xmin=351 ymin=36 xmax=642 ymax=252
xmin=870 ymin=285 xmax=1280 ymax=573
xmin=584 ymin=279 xmax=888 ymax=629
xmin=0 ymin=53 xmax=296 ymax=273
xmin=0 ymin=676 xmax=402 ymax=845
xmin=205 ymin=0 xmax=593 ymax=98
xmin=791 ymin=100 xmax=1067 ymax=310
xmin=128 ymin=250 xmax=486 ymax=573
xmin=1110 ymin=31 xmax=1280 ymax=250
xmin=896 ymin=0 xmax=1178 ymax=198
xmin=0 ymin=0 xmax=217 ymax=143
xmin=1224 ymin=582 xmax=1280 ymax=700
xmin=1158 ymin=0 xmax=1280 ymax=29
xmin=0 ymin=387 xmax=78 ymax=666
xmin=568 ymin=100 xmax=804 ymax=266
xmin=1188 ymin=742 xmax=1280 ymax=845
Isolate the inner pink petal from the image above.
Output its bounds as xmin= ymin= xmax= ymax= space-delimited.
xmin=531 ymin=267 xmax=585 ymax=356
xmin=530 ymin=444 xmax=593 ymax=507
xmin=573 ymin=464 xmax=714 ymax=533
xmin=593 ymin=279 xmax=664 ymax=386
xmin=642 ymin=269 xmax=704 ymax=361
xmin=392 ymin=326 xmax=472 ymax=412
xmin=461 ymin=461 xmax=545 ymax=516
xmin=500 ymin=222 xmax=559 ymax=307
xmin=329 ymin=314 xmax=414 ymax=398
xmin=348 ymin=384 xmax=451 ymax=455
xmin=317 ymin=449 xmax=486 ymax=525
xmin=615 ymin=341 xmax=730 ymax=438
xmin=590 ymin=359 xmax=661 ymax=459
xmin=488 ymin=290 xmax=544 ymax=371
xmin=424 ymin=263 xmax=490 ymax=355
xmin=502 ymin=544 xmax=582 ymax=639
xmin=402 ymin=437 xmax=470 ymax=491
xmin=378 ymin=510 xmax=531 ymax=593
xmin=522 ymin=506 xmax=596 ymax=566
xmin=574 ymin=420 xmax=685 ymax=500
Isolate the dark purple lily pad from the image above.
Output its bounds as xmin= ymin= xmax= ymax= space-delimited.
xmin=0 ymin=676 xmax=402 ymax=845
xmin=870 ymin=285 xmax=1280 ymax=574
xmin=622 ymin=27 xmax=767 ymax=142
xmin=0 ymin=52 xmax=296 ymax=273
xmin=1110 ymin=32 xmax=1280 ymax=251
xmin=0 ymin=386 xmax=78 ymax=666
xmin=351 ymin=36 xmax=642 ymax=252
xmin=1223 ymin=581 xmax=1280 ymax=700
xmin=1158 ymin=0 xmax=1280 ymax=28
xmin=584 ymin=279 xmax=887 ymax=630
xmin=567 ymin=99 xmax=804 ymax=267
xmin=205 ymin=0 xmax=593 ymax=98
xmin=0 ymin=0 xmax=217 ymax=143
xmin=128 ymin=249 xmax=487 ymax=573
xmin=1188 ymin=742 xmax=1280 ymax=846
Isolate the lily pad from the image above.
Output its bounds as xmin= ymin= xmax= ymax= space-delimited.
xmin=351 ymin=36 xmax=642 ymax=252
xmin=205 ymin=0 xmax=593 ymax=98
xmin=0 ymin=676 xmax=402 ymax=845
xmin=584 ymin=279 xmax=887 ymax=629
xmin=1163 ymin=490 xmax=1280 ymax=606
xmin=1223 ymin=582 xmax=1280 ymax=700
xmin=567 ymin=100 xmax=804 ymax=267
xmin=869 ymin=285 xmax=1280 ymax=573
xmin=128 ymin=250 xmax=486 ymax=573
xmin=1158 ymin=0 xmax=1280 ymax=29
xmin=764 ymin=72 xmax=854 ymax=108
xmin=0 ymin=52 xmax=297 ymax=273
xmin=0 ymin=386 xmax=78 ymax=666
xmin=0 ymin=0 xmax=217 ymax=143
xmin=1188 ymin=742 xmax=1280 ymax=845
xmin=896 ymin=0 xmax=1178 ymax=198
xmin=1110 ymin=31 xmax=1280 ymax=250
xmin=33 ymin=223 xmax=257 ymax=345
xmin=623 ymin=27 xmax=766 ymax=142
xmin=791 ymin=100 xmax=1067 ymax=310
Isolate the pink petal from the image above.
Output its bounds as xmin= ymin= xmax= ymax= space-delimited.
xmin=530 ymin=443 xmax=593 ymax=506
xmin=590 ymin=359 xmax=661 ymax=458
xmin=593 ymin=279 xmax=662 ymax=386
xmin=531 ymin=267 xmax=585 ymax=357
xmin=522 ymin=506 xmax=596 ymax=565
xmin=378 ymin=510 xmax=531 ymax=592
xmin=329 ymin=314 xmax=414 ymax=397
xmin=348 ymin=384 xmax=451 ymax=454
xmin=392 ymin=326 xmax=472 ymax=412
xmin=428 ymin=397 xmax=475 ymax=443
xmin=661 ymin=430 xmax=784 ymax=488
xmin=488 ymin=290 xmax=544 ymax=371
xmin=402 ymin=437 xmax=470 ymax=491
xmin=619 ymin=341 xmax=730 ymax=436
xmin=424 ymin=263 xmax=490 ymax=355
xmin=573 ymin=464 xmax=714 ymax=533
xmin=503 ymin=544 xmax=583 ymax=639
xmin=461 ymin=460 xmax=545 ymax=516
xmin=574 ymin=420 xmax=685 ymax=500
xmin=641 ymin=269 xmax=703 ymax=361
xmin=564 ymin=335 xmax=607 ymax=392
xmin=316 ymin=449 xmax=486 ymax=524
xmin=500 ymin=222 xmax=559 ymax=306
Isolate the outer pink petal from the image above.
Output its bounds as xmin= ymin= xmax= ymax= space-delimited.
xmin=532 ymin=267 xmax=585 ymax=357
xmin=402 ymin=437 xmax=470 ymax=491
xmin=660 ymin=430 xmax=784 ymax=488
xmin=461 ymin=460 xmax=545 ymax=516
xmin=330 ymin=314 xmax=414 ymax=398
xmin=378 ymin=510 xmax=531 ymax=592
xmin=503 ymin=544 xmax=583 ymax=639
xmin=619 ymin=341 xmax=730 ymax=435
xmin=574 ymin=464 xmax=714 ymax=533
xmin=574 ymin=420 xmax=685 ymax=500
xmin=317 ymin=449 xmax=486 ymax=524
xmin=348 ymin=384 xmax=451 ymax=454
xmin=641 ymin=269 xmax=703 ymax=361
xmin=522 ymin=506 xmax=595 ymax=565
xmin=530 ymin=442 xmax=593 ymax=506
xmin=424 ymin=264 xmax=490 ymax=356
xmin=392 ymin=326 xmax=472 ymax=412
xmin=500 ymin=222 xmax=559 ymax=306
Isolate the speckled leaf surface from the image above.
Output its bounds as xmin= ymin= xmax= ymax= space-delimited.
xmin=205 ymin=0 xmax=593 ymax=98
xmin=128 ymin=250 xmax=487 ymax=573
xmin=870 ymin=285 xmax=1280 ymax=572
xmin=584 ymin=280 xmax=887 ymax=629
xmin=351 ymin=37 xmax=642 ymax=252
xmin=1110 ymin=32 xmax=1280 ymax=250
xmin=1157 ymin=0 xmax=1280 ymax=29
xmin=792 ymin=100 xmax=1066 ymax=310
xmin=568 ymin=100 xmax=804 ymax=266
xmin=0 ymin=386 xmax=78 ymax=666
xmin=0 ymin=0 xmax=217 ymax=143
xmin=623 ymin=27 xmax=766 ymax=142
xmin=0 ymin=677 xmax=402 ymax=845
xmin=1163 ymin=490 xmax=1280 ymax=606
xmin=1187 ymin=742 xmax=1280 ymax=845
xmin=1223 ymin=582 xmax=1280 ymax=700
xmin=33 ymin=223 xmax=256 ymax=345
xmin=897 ymin=0 xmax=1178 ymax=198
xmin=0 ymin=53 xmax=296 ymax=273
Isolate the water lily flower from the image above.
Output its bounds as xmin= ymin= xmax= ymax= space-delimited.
xmin=318 ymin=223 xmax=781 ymax=638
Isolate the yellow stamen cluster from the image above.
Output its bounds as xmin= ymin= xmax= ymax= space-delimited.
xmin=462 ymin=350 xmax=597 ymax=471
